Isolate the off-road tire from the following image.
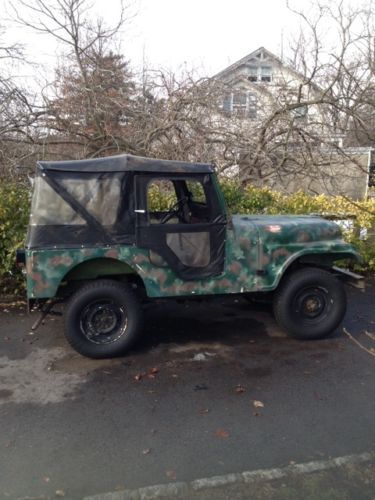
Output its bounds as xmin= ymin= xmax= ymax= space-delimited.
xmin=273 ymin=267 xmax=346 ymax=340
xmin=64 ymin=279 xmax=143 ymax=359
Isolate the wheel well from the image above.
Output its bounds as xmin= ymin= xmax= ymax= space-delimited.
xmin=57 ymin=257 xmax=147 ymax=298
xmin=277 ymin=255 xmax=339 ymax=286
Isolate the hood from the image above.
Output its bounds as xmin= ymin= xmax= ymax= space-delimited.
xmin=232 ymin=214 xmax=343 ymax=244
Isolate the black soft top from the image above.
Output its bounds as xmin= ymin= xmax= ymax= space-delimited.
xmin=37 ymin=154 xmax=214 ymax=174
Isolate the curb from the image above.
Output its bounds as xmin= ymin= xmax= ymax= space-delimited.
xmin=83 ymin=451 xmax=375 ymax=500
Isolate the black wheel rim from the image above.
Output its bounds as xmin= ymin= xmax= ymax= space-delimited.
xmin=80 ymin=299 xmax=128 ymax=344
xmin=292 ymin=286 xmax=331 ymax=324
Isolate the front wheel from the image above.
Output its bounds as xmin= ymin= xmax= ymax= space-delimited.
xmin=273 ymin=268 xmax=346 ymax=340
xmin=64 ymin=279 xmax=143 ymax=359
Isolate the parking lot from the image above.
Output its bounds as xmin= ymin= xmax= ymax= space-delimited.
xmin=0 ymin=280 xmax=374 ymax=500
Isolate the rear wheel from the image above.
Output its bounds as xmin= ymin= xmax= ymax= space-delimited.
xmin=64 ymin=279 xmax=143 ymax=358
xmin=273 ymin=268 xmax=346 ymax=340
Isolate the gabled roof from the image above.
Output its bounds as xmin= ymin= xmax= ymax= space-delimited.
xmin=38 ymin=154 xmax=214 ymax=174
xmin=214 ymin=47 xmax=283 ymax=80
xmin=213 ymin=46 xmax=319 ymax=91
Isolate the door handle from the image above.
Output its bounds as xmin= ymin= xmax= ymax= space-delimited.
xmin=135 ymin=209 xmax=146 ymax=214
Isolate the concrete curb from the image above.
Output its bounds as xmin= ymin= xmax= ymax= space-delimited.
xmin=83 ymin=451 xmax=375 ymax=500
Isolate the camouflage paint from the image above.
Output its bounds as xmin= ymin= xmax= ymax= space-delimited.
xmin=26 ymin=215 xmax=360 ymax=300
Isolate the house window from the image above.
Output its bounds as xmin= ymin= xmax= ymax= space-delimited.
xmin=222 ymin=92 xmax=258 ymax=119
xmin=247 ymin=65 xmax=273 ymax=83
xmin=248 ymin=93 xmax=258 ymax=119
xmin=248 ymin=66 xmax=258 ymax=82
xmin=261 ymin=66 xmax=272 ymax=82
xmin=222 ymin=94 xmax=232 ymax=113
xmin=232 ymin=92 xmax=248 ymax=117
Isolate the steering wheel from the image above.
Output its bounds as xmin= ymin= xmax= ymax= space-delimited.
xmin=160 ymin=196 xmax=189 ymax=224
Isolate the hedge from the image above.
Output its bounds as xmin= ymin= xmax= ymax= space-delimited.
xmin=1 ymin=180 xmax=374 ymax=296
xmin=0 ymin=182 xmax=30 ymax=296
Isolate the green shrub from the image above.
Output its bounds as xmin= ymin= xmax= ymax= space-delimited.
xmin=0 ymin=182 xmax=30 ymax=295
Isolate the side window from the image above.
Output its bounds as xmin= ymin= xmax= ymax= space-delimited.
xmin=186 ymin=180 xmax=207 ymax=205
xmin=186 ymin=179 xmax=210 ymax=223
xmin=147 ymin=179 xmax=178 ymax=224
xmin=145 ymin=176 xmax=213 ymax=225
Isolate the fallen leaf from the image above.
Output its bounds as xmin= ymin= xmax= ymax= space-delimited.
xmin=4 ymin=336 xmax=10 ymax=341
xmin=43 ymin=476 xmax=50 ymax=483
xmin=171 ymin=374 xmax=178 ymax=378
xmin=235 ymin=385 xmax=245 ymax=394
xmin=253 ymin=400 xmax=264 ymax=408
xmin=142 ymin=448 xmax=151 ymax=455
xmin=149 ymin=367 xmax=159 ymax=374
xmin=166 ymin=469 xmax=176 ymax=480
xmin=55 ymin=490 xmax=65 ymax=497
xmin=199 ymin=408 xmax=209 ymax=415
xmin=253 ymin=412 xmax=260 ymax=417
xmin=215 ymin=429 xmax=230 ymax=438
xmin=134 ymin=373 xmax=144 ymax=381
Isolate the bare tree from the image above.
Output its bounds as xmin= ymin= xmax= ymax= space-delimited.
xmin=0 ymin=24 xmax=40 ymax=178
xmin=4 ymin=0 xmax=375 ymax=200
xmin=118 ymin=0 xmax=375 ymax=198
xmin=209 ymin=1 xmax=375 ymax=198
xmin=9 ymin=0 xmax=136 ymax=159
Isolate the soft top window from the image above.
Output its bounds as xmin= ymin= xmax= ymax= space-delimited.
xmin=27 ymin=170 xmax=134 ymax=249
xmin=59 ymin=174 xmax=122 ymax=226
xmin=30 ymin=176 xmax=85 ymax=226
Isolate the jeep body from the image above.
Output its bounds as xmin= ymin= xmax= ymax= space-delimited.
xmin=20 ymin=154 xmax=361 ymax=358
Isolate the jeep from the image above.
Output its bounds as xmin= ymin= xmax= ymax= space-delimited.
xmin=17 ymin=154 xmax=363 ymax=358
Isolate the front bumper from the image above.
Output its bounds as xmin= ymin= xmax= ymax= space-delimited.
xmin=332 ymin=266 xmax=365 ymax=290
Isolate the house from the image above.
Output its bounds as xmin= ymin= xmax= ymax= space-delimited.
xmin=214 ymin=46 xmax=317 ymax=123
xmin=212 ymin=47 xmax=372 ymax=199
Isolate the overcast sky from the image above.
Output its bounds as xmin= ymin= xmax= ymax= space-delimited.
xmin=1 ymin=0 xmax=364 ymax=79
xmin=126 ymin=0 xmax=299 ymax=74
xmin=98 ymin=0 xmax=314 ymax=75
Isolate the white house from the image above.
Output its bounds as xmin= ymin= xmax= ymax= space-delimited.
xmin=212 ymin=47 xmax=372 ymax=199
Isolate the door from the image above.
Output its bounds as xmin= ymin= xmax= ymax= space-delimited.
xmin=135 ymin=173 xmax=226 ymax=280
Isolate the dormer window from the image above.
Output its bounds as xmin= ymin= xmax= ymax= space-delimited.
xmin=248 ymin=66 xmax=258 ymax=82
xmin=261 ymin=66 xmax=272 ymax=82
xmin=247 ymin=65 xmax=273 ymax=83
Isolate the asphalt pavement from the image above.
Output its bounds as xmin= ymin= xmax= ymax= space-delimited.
xmin=0 ymin=280 xmax=374 ymax=500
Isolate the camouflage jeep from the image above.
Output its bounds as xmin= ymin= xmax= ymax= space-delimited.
xmin=17 ymin=154 xmax=363 ymax=358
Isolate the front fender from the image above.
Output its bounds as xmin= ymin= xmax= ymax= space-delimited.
xmin=262 ymin=243 xmax=362 ymax=290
